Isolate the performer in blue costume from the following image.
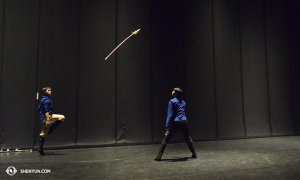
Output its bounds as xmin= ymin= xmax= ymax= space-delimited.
xmin=155 ymin=88 xmax=196 ymax=161
xmin=38 ymin=87 xmax=65 ymax=155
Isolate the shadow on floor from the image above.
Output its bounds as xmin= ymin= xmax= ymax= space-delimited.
xmin=161 ymin=157 xmax=189 ymax=162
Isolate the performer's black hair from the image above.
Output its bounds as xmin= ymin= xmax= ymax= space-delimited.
xmin=173 ymin=87 xmax=183 ymax=98
xmin=42 ymin=87 xmax=51 ymax=92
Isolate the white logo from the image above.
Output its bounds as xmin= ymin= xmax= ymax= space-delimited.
xmin=6 ymin=166 xmax=17 ymax=176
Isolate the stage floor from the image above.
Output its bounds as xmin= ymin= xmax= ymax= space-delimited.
xmin=1 ymin=136 xmax=300 ymax=179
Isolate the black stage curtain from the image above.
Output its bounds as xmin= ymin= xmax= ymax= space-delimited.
xmin=213 ymin=0 xmax=245 ymax=139
xmin=240 ymin=0 xmax=271 ymax=137
xmin=0 ymin=0 xmax=4 ymax=149
xmin=289 ymin=0 xmax=300 ymax=134
xmin=265 ymin=0 xmax=294 ymax=135
xmin=116 ymin=0 xmax=152 ymax=143
xmin=77 ymin=0 xmax=116 ymax=145
xmin=184 ymin=0 xmax=217 ymax=140
xmin=1 ymin=0 xmax=40 ymax=149
xmin=151 ymin=0 xmax=185 ymax=143
xmin=35 ymin=0 xmax=79 ymax=147
xmin=0 ymin=0 xmax=300 ymax=150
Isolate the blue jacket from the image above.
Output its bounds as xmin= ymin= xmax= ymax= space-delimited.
xmin=38 ymin=96 xmax=54 ymax=119
xmin=166 ymin=97 xmax=187 ymax=130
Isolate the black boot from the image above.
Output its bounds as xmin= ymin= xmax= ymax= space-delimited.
xmin=187 ymin=137 xmax=197 ymax=158
xmin=38 ymin=136 xmax=46 ymax=155
xmin=154 ymin=139 xmax=168 ymax=161
xmin=48 ymin=120 xmax=62 ymax=135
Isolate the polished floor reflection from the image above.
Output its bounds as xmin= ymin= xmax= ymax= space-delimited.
xmin=1 ymin=136 xmax=300 ymax=179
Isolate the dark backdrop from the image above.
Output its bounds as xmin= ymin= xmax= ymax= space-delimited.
xmin=240 ymin=0 xmax=270 ymax=137
xmin=77 ymin=0 xmax=116 ymax=145
xmin=1 ymin=0 xmax=40 ymax=149
xmin=35 ymin=0 xmax=79 ymax=147
xmin=0 ymin=0 xmax=4 ymax=149
xmin=0 ymin=0 xmax=299 ymax=150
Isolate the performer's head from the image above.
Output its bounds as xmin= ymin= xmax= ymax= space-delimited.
xmin=42 ymin=87 xmax=52 ymax=96
xmin=172 ymin=87 xmax=183 ymax=98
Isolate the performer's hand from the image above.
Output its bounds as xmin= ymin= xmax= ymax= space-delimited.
xmin=165 ymin=131 xmax=169 ymax=136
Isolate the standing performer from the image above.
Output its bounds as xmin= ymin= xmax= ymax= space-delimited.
xmin=155 ymin=88 xmax=197 ymax=161
xmin=38 ymin=87 xmax=65 ymax=155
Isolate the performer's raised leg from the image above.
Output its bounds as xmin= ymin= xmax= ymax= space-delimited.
xmin=48 ymin=114 xmax=65 ymax=135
